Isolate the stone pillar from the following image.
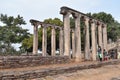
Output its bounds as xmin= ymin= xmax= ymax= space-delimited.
xmin=42 ymin=27 xmax=47 ymax=56
xmin=72 ymin=30 xmax=75 ymax=58
xmin=103 ymin=24 xmax=108 ymax=51
xmin=63 ymin=12 xmax=71 ymax=56
xmin=84 ymin=17 xmax=90 ymax=60
xmin=33 ymin=24 xmax=38 ymax=54
xmin=51 ymin=27 xmax=56 ymax=56
xmin=59 ymin=28 xmax=64 ymax=56
xmin=91 ymin=20 xmax=97 ymax=61
xmin=98 ymin=23 xmax=103 ymax=49
xmin=74 ymin=14 xmax=82 ymax=62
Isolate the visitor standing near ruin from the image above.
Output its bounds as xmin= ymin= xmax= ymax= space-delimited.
xmin=103 ymin=49 xmax=107 ymax=61
xmin=98 ymin=46 xmax=102 ymax=61
xmin=111 ymin=50 xmax=115 ymax=59
xmin=117 ymin=50 xmax=120 ymax=59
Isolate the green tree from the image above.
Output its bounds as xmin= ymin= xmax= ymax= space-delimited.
xmin=0 ymin=14 xmax=30 ymax=54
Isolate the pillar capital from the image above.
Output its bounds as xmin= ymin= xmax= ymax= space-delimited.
xmin=97 ymin=21 xmax=102 ymax=25
xmin=72 ymin=13 xmax=81 ymax=18
xmin=51 ymin=26 xmax=56 ymax=29
xmin=30 ymin=19 xmax=39 ymax=27
xmin=102 ymin=23 xmax=107 ymax=28
xmin=84 ymin=17 xmax=90 ymax=31
xmin=84 ymin=16 xmax=90 ymax=21
xmin=90 ymin=19 xmax=98 ymax=24
xmin=60 ymin=7 xmax=70 ymax=15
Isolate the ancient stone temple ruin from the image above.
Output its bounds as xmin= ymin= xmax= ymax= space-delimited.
xmin=30 ymin=6 xmax=108 ymax=62
xmin=1 ymin=6 xmax=120 ymax=80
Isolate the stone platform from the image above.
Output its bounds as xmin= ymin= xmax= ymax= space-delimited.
xmin=0 ymin=59 xmax=120 ymax=80
xmin=0 ymin=56 xmax=70 ymax=69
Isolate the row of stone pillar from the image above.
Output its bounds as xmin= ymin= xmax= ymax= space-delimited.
xmin=30 ymin=7 xmax=108 ymax=62
xmin=60 ymin=7 xmax=108 ymax=61
xmin=30 ymin=20 xmax=64 ymax=56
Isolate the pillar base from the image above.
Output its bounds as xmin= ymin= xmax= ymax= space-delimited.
xmin=75 ymin=57 xmax=83 ymax=62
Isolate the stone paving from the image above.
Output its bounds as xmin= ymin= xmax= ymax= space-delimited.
xmin=1 ymin=59 xmax=120 ymax=80
xmin=34 ymin=64 xmax=120 ymax=80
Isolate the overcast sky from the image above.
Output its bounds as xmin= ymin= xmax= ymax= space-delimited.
xmin=0 ymin=0 xmax=120 ymax=34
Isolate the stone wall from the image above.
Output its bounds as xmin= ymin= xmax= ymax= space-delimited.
xmin=0 ymin=56 xmax=70 ymax=69
xmin=0 ymin=59 xmax=120 ymax=80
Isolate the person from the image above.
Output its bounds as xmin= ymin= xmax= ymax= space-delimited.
xmin=98 ymin=46 xmax=102 ymax=61
xmin=117 ymin=50 xmax=120 ymax=59
xmin=111 ymin=50 xmax=115 ymax=59
xmin=103 ymin=49 xmax=107 ymax=61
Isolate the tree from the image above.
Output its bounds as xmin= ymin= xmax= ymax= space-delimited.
xmin=0 ymin=14 xmax=30 ymax=54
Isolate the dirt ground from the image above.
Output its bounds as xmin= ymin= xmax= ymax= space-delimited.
xmin=1 ymin=60 xmax=120 ymax=80
xmin=33 ymin=64 xmax=120 ymax=80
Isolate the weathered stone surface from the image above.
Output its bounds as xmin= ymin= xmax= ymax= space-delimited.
xmin=0 ymin=56 xmax=70 ymax=69
xmin=0 ymin=59 xmax=120 ymax=79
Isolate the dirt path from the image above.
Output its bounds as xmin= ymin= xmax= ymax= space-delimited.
xmin=34 ymin=64 xmax=120 ymax=80
xmin=1 ymin=60 xmax=120 ymax=80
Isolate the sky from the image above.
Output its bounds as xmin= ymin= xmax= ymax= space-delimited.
xmin=0 ymin=0 xmax=120 ymax=33
xmin=0 ymin=0 xmax=120 ymax=50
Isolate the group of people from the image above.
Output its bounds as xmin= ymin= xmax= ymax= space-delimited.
xmin=97 ymin=46 xmax=116 ymax=61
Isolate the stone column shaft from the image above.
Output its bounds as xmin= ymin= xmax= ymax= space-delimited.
xmin=72 ymin=30 xmax=75 ymax=58
xmin=103 ymin=24 xmax=108 ymax=51
xmin=51 ymin=27 xmax=56 ymax=56
xmin=59 ymin=29 xmax=64 ymax=56
xmin=75 ymin=14 xmax=82 ymax=62
xmin=42 ymin=27 xmax=47 ymax=56
xmin=63 ymin=12 xmax=70 ymax=57
xmin=91 ymin=21 xmax=97 ymax=61
xmin=33 ymin=25 xmax=38 ymax=54
xmin=85 ymin=18 xmax=90 ymax=60
xmin=98 ymin=24 xmax=103 ymax=49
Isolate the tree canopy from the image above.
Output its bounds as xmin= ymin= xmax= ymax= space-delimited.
xmin=0 ymin=14 xmax=30 ymax=54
